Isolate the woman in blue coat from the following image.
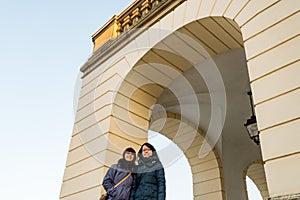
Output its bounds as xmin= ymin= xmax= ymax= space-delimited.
xmin=102 ymin=147 xmax=137 ymax=200
xmin=129 ymin=143 xmax=166 ymax=200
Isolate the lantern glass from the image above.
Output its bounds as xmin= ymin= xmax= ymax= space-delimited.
xmin=246 ymin=122 xmax=258 ymax=138
xmin=244 ymin=109 xmax=260 ymax=145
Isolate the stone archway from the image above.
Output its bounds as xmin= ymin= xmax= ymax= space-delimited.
xmin=110 ymin=18 xmax=260 ymax=198
xmin=245 ymin=161 xmax=269 ymax=199
xmin=60 ymin=1 xmax=300 ymax=199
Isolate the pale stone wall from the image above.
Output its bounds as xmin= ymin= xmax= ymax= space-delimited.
xmin=238 ymin=0 xmax=300 ymax=197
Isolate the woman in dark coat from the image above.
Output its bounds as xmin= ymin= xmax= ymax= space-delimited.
xmin=102 ymin=147 xmax=137 ymax=200
xmin=129 ymin=143 xmax=166 ymax=200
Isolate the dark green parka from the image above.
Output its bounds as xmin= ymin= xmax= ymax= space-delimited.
xmin=129 ymin=143 xmax=166 ymax=200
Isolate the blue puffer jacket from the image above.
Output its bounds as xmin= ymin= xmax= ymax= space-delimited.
xmin=102 ymin=163 xmax=133 ymax=200
xmin=129 ymin=157 xmax=166 ymax=200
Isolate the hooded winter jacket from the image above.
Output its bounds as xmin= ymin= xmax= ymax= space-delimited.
xmin=129 ymin=156 xmax=166 ymax=200
xmin=102 ymin=160 xmax=135 ymax=200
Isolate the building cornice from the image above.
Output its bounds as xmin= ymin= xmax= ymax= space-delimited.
xmin=80 ymin=0 xmax=185 ymax=77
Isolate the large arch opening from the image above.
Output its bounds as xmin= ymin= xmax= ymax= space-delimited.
xmin=112 ymin=16 xmax=267 ymax=199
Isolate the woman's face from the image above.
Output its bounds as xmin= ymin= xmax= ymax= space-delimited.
xmin=142 ymin=145 xmax=153 ymax=158
xmin=124 ymin=152 xmax=135 ymax=162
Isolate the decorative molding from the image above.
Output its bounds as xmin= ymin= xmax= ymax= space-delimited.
xmin=267 ymin=193 xmax=300 ymax=200
xmin=81 ymin=0 xmax=185 ymax=75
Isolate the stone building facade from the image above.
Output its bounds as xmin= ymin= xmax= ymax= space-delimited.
xmin=60 ymin=0 xmax=300 ymax=199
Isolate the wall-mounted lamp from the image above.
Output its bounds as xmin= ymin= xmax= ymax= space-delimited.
xmin=244 ymin=91 xmax=260 ymax=145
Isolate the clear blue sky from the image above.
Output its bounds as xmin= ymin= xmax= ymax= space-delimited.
xmin=0 ymin=1 xmax=133 ymax=199
xmin=0 ymin=1 xmax=261 ymax=199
